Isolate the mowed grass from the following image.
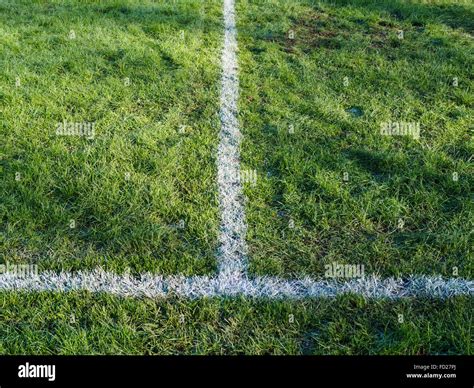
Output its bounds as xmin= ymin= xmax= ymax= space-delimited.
xmin=0 ymin=292 xmax=471 ymax=355
xmin=0 ymin=0 xmax=472 ymax=357
xmin=0 ymin=0 xmax=223 ymax=275
xmin=238 ymin=0 xmax=473 ymax=278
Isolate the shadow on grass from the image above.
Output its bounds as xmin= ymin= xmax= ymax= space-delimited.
xmin=240 ymin=0 xmax=473 ymax=275
xmin=323 ymin=0 xmax=474 ymax=33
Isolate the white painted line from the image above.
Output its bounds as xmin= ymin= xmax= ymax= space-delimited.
xmin=217 ymin=0 xmax=248 ymax=278
xmin=0 ymin=271 xmax=472 ymax=299
xmin=1 ymin=1 xmax=471 ymax=302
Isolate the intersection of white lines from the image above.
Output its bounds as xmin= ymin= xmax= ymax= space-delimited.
xmin=1 ymin=0 xmax=472 ymax=299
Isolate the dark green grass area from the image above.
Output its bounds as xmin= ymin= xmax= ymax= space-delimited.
xmin=0 ymin=292 xmax=471 ymax=354
xmin=238 ymin=0 xmax=473 ymax=278
xmin=0 ymin=0 xmax=223 ymax=275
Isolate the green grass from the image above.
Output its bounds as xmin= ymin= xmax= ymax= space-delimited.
xmin=0 ymin=292 xmax=471 ymax=354
xmin=238 ymin=0 xmax=473 ymax=278
xmin=0 ymin=0 xmax=223 ymax=275
xmin=0 ymin=0 xmax=472 ymax=355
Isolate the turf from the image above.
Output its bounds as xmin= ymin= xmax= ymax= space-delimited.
xmin=0 ymin=0 xmax=472 ymax=356
xmin=0 ymin=292 xmax=471 ymax=355
xmin=0 ymin=0 xmax=223 ymax=275
xmin=237 ymin=0 xmax=473 ymax=278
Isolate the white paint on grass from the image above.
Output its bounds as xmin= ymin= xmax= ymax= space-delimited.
xmin=217 ymin=0 xmax=248 ymax=278
xmin=1 ymin=0 xmax=471 ymax=302
xmin=0 ymin=271 xmax=472 ymax=299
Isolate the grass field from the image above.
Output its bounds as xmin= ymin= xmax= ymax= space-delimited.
xmin=0 ymin=0 xmax=473 ymax=355
xmin=0 ymin=0 xmax=222 ymax=275
xmin=238 ymin=0 xmax=473 ymax=278
xmin=1 ymin=293 xmax=472 ymax=354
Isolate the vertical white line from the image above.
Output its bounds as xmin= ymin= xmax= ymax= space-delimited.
xmin=217 ymin=0 xmax=248 ymax=279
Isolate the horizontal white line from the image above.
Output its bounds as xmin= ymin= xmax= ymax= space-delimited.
xmin=0 ymin=271 xmax=472 ymax=299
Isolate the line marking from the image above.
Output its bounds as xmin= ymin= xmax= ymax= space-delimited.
xmin=217 ymin=0 xmax=248 ymax=278
xmin=0 ymin=0 xmax=471 ymax=301
xmin=0 ymin=271 xmax=472 ymax=299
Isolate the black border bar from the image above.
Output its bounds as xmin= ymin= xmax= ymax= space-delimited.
xmin=0 ymin=356 xmax=472 ymax=387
